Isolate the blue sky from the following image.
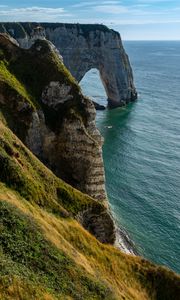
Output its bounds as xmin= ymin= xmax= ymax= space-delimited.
xmin=0 ymin=0 xmax=180 ymax=40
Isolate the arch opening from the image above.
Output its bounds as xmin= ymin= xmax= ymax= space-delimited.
xmin=80 ymin=68 xmax=107 ymax=109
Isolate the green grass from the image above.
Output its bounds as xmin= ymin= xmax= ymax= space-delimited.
xmin=9 ymin=39 xmax=78 ymax=102
xmin=0 ymin=200 xmax=113 ymax=300
xmin=0 ymin=59 xmax=31 ymax=94
xmin=0 ymin=50 xmax=36 ymax=138
xmin=0 ymin=121 xmax=180 ymax=300
xmin=0 ymin=60 xmax=34 ymax=106
xmin=0 ymin=120 xmax=106 ymax=218
xmin=0 ymin=32 xmax=180 ymax=300
xmin=0 ymin=34 xmax=90 ymax=133
xmin=8 ymin=39 xmax=92 ymax=130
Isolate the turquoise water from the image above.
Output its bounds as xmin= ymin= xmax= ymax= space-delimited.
xmin=80 ymin=41 xmax=180 ymax=274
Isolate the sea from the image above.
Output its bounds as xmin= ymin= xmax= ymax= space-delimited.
xmin=80 ymin=41 xmax=180 ymax=274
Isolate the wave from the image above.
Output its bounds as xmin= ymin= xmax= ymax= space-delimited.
xmin=115 ymin=225 xmax=138 ymax=256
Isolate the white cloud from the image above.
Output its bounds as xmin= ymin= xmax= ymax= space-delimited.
xmin=137 ymin=0 xmax=174 ymax=2
xmin=0 ymin=2 xmax=179 ymax=31
xmin=72 ymin=1 xmax=120 ymax=8
xmin=0 ymin=6 xmax=72 ymax=21
xmin=132 ymin=4 xmax=150 ymax=8
xmin=101 ymin=1 xmax=120 ymax=3
xmin=92 ymin=2 xmax=175 ymax=17
xmin=0 ymin=6 xmax=67 ymax=15
xmin=171 ymin=7 xmax=180 ymax=11
xmin=72 ymin=2 xmax=97 ymax=8
xmin=94 ymin=5 xmax=128 ymax=14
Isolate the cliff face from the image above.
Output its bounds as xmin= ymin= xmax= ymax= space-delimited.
xmin=1 ymin=123 xmax=180 ymax=300
xmin=0 ymin=33 xmax=107 ymax=204
xmin=1 ymin=33 xmax=180 ymax=300
xmin=0 ymin=22 xmax=137 ymax=107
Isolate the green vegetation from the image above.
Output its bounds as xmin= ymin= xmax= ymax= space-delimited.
xmin=0 ymin=200 xmax=113 ymax=300
xmin=0 ymin=34 xmax=77 ymax=108
xmin=0 ymin=60 xmax=33 ymax=105
xmin=0 ymin=34 xmax=90 ymax=133
xmin=0 ymin=121 xmax=103 ymax=217
xmin=0 ymin=121 xmax=180 ymax=299
xmin=9 ymin=39 xmax=78 ymax=102
xmin=0 ymin=40 xmax=36 ymax=138
xmin=0 ymin=32 xmax=180 ymax=300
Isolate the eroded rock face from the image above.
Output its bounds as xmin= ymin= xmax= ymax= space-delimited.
xmin=77 ymin=207 xmax=116 ymax=244
xmin=45 ymin=25 xmax=137 ymax=108
xmin=0 ymin=22 xmax=137 ymax=107
xmin=42 ymin=82 xmax=73 ymax=106
xmin=0 ymin=34 xmax=107 ymax=203
xmin=26 ymin=96 xmax=107 ymax=202
xmin=0 ymin=33 xmax=115 ymax=244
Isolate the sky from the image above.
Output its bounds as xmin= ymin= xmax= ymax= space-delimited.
xmin=0 ymin=0 xmax=180 ymax=40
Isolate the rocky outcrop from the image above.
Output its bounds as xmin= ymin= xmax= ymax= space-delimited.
xmin=0 ymin=34 xmax=107 ymax=203
xmin=0 ymin=22 xmax=137 ymax=107
xmin=77 ymin=206 xmax=115 ymax=244
xmin=27 ymin=93 xmax=107 ymax=202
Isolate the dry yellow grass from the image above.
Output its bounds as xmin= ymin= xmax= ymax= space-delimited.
xmin=1 ymin=34 xmax=179 ymax=299
xmin=1 ymin=184 xmax=179 ymax=300
xmin=0 ymin=121 xmax=180 ymax=299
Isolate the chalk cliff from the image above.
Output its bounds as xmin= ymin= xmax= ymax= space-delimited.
xmin=1 ymin=31 xmax=180 ymax=300
xmin=0 ymin=22 xmax=137 ymax=107
xmin=0 ymin=33 xmax=108 ymax=206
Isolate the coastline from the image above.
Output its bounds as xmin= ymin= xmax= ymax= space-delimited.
xmin=115 ymin=224 xmax=138 ymax=256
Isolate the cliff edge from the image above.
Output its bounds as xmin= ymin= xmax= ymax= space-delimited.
xmin=0 ymin=33 xmax=107 ymax=203
xmin=0 ymin=22 xmax=137 ymax=107
xmin=0 ymin=33 xmax=180 ymax=300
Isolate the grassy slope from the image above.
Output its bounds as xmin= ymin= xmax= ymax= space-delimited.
xmin=0 ymin=121 xmax=180 ymax=300
xmin=0 ymin=34 xmax=180 ymax=299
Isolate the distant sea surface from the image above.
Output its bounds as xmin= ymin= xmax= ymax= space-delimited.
xmin=80 ymin=41 xmax=180 ymax=274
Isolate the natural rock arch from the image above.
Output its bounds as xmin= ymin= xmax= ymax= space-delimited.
xmin=0 ymin=22 xmax=137 ymax=108
xmin=80 ymin=68 xmax=107 ymax=107
xmin=44 ymin=24 xmax=137 ymax=108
